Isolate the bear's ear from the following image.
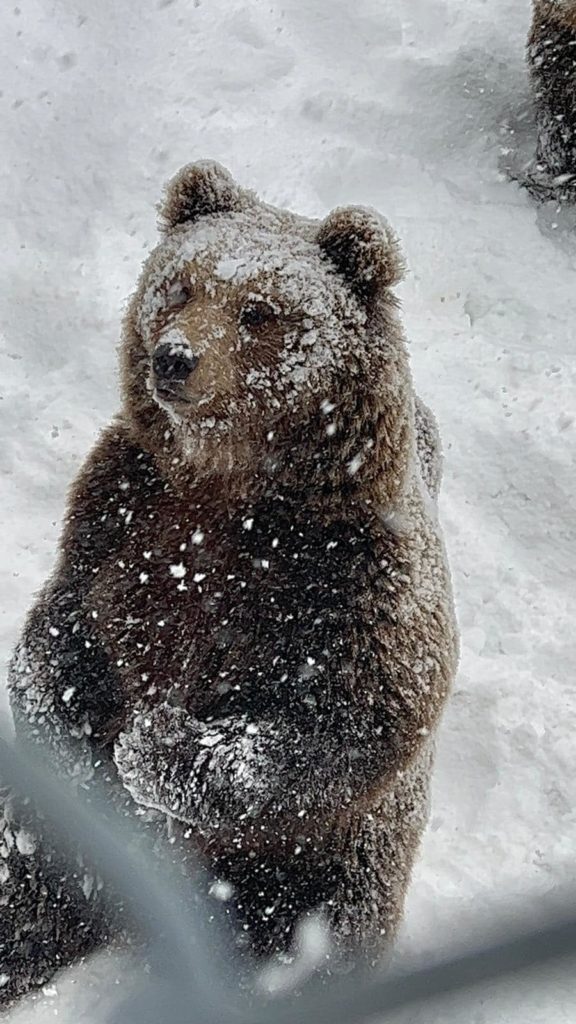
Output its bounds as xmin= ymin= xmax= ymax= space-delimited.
xmin=159 ymin=160 xmax=245 ymax=232
xmin=317 ymin=206 xmax=405 ymax=299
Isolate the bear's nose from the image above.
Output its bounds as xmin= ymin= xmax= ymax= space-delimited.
xmin=153 ymin=343 xmax=199 ymax=383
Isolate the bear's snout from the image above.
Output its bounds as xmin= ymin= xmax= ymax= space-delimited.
xmin=153 ymin=341 xmax=199 ymax=387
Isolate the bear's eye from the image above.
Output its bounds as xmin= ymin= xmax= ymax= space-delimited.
xmin=240 ymin=301 xmax=277 ymax=331
xmin=165 ymin=281 xmax=193 ymax=310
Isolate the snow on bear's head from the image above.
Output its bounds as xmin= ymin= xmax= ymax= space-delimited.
xmin=122 ymin=161 xmax=409 ymax=496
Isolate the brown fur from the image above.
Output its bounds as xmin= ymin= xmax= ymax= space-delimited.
xmin=532 ymin=0 xmax=576 ymax=30
xmin=6 ymin=163 xmax=458 ymax=987
xmin=527 ymin=0 xmax=576 ymax=194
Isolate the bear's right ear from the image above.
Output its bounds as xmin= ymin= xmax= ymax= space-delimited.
xmin=158 ymin=160 xmax=245 ymax=232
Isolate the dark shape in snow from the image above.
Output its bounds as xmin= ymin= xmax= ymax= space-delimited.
xmin=525 ymin=0 xmax=576 ymax=201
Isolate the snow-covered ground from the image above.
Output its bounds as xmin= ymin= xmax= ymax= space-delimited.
xmin=1 ymin=0 xmax=575 ymax=1020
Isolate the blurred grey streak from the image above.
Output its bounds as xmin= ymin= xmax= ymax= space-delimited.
xmin=1 ymin=737 xmax=575 ymax=1024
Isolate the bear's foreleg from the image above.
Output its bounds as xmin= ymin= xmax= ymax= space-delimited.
xmin=8 ymin=583 xmax=123 ymax=783
xmin=8 ymin=424 xmax=158 ymax=778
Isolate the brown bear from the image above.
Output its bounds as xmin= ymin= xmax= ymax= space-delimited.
xmin=527 ymin=0 xmax=576 ymax=197
xmin=3 ymin=161 xmax=458 ymax=1003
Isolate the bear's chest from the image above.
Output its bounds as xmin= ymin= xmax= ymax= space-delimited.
xmin=86 ymin=495 xmax=394 ymax=718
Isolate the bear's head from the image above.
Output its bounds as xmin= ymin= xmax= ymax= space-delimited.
xmin=122 ymin=161 xmax=412 ymax=505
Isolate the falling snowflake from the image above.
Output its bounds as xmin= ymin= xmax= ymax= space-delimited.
xmin=169 ymin=563 xmax=187 ymax=579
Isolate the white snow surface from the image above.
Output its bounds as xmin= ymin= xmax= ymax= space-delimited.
xmin=1 ymin=0 xmax=575 ymax=1020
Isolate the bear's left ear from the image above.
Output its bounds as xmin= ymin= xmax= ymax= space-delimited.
xmin=159 ymin=160 xmax=246 ymax=232
xmin=317 ymin=206 xmax=405 ymax=300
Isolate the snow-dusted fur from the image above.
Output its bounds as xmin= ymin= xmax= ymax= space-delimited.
xmin=0 ymin=789 xmax=113 ymax=1005
xmin=3 ymin=162 xmax=458 ymax=1002
xmin=527 ymin=0 xmax=576 ymax=198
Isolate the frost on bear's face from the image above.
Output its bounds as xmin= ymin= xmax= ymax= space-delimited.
xmin=134 ymin=219 xmax=367 ymax=466
xmin=122 ymin=162 xmax=405 ymax=482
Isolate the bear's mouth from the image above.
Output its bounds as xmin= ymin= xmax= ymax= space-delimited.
xmin=154 ymin=384 xmax=192 ymax=405
xmin=153 ymin=385 xmax=228 ymax=429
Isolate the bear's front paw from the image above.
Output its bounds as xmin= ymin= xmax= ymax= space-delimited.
xmin=114 ymin=703 xmax=204 ymax=818
xmin=114 ymin=704 xmax=281 ymax=832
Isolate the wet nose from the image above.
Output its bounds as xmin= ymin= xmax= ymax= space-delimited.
xmin=153 ymin=343 xmax=199 ymax=383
